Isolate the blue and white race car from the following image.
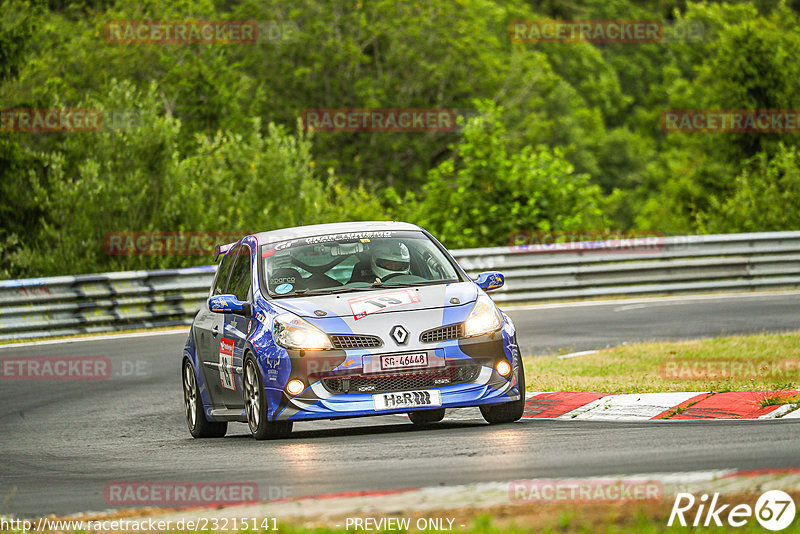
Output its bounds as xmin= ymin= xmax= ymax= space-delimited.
xmin=181 ymin=221 xmax=524 ymax=439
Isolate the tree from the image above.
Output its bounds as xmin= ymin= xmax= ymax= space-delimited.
xmin=392 ymin=101 xmax=613 ymax=248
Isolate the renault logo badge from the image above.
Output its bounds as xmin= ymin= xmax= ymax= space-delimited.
xmin=390 ymin=325 xmax=408 ymax=345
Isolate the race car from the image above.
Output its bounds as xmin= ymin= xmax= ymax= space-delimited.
xmin=181 ymin=221 xmax=525 ymax=439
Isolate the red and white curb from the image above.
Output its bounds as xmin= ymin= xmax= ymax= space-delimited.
xmin=522 ymin=391 xmax=800 ymax=420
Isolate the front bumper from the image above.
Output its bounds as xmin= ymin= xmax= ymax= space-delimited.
xmin=281 ymin=366 xmax=520 ymax=420
xmin=274 ymin=330 xmax=521 ymax=421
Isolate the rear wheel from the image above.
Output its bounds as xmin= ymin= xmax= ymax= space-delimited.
xmin=408 ymin=408 xmax=446 ymax=426
xmin=244 ymin=355 xmax=293 ymax=440
xmin=183 ymin=360 xmax=227 ymax=438
xmin=480 ymin=364 xmax=526 ymax=424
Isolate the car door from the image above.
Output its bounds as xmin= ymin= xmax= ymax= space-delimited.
xmin=195 ymin=246 xmax=237 ymax=408
xmin=219 ymin=243 xmax=253 ymax=408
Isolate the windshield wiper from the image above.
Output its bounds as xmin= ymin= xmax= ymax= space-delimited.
xmin=300 ymin=286 xmax=376 ymax=296
xmin=372 ymin=280 xmax=455 ymax=288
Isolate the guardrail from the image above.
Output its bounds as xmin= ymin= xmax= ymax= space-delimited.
xmin=1 ymin=231 xmax=799 ymax=341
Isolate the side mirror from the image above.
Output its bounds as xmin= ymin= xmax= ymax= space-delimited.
xmin=475 ymin=271 xmax=504 ymax=291
xmin=208 ymin=294 xmax=252 ymax=317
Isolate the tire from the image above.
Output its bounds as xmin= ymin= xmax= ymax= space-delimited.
xmin=480 ymin=364 xmax=526 ymax=425
xmin=408 ymin=408 xmax=446 ymax=426
xmin=183 ymin=360 xmax=227 ymax=438
xmin=243 ymin=355 xmax=293 ymax=440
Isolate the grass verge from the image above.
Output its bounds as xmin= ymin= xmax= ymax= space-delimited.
xmin=5 ymin=491 xmax=799 ymax=533
xmin=524 ymin=330 xmax=800 ymax=394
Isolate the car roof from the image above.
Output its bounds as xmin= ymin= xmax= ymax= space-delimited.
xmin=251 ymin=221 xmax=423 ymax=244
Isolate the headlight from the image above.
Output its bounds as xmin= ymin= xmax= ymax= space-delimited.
xmin=463 ymin=295 xmax=503 ymax=337
xmin=273 ymin=313 xmax=333 ymax=350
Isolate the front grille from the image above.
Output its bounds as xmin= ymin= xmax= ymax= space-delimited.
xmin=322 ymin=364 xmax=481 ymax=394
xmin=330 ymin=334 xmax=383 ymax=349
xmin=420 ymin=323 xmax=463 ymax=343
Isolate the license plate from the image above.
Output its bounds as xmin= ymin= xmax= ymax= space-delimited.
xmin=380 ymin=352 xmax=427 ymax=371
xmin=373 ymin=390 xmax=442 ymax=411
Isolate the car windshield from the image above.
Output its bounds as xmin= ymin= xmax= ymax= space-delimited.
xmin=261 ymin=230 xmax=460 ymax=297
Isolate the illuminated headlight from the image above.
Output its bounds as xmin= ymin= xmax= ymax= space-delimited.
xmin=495 ymin=360 xmax=512 ymax=377
xmin=286 ymin=379 xmax=306 ymax=396
xmin=273 ymin=313 xmax=333 ymax=350
xmin=463 ymin=295 xmax=503 ymax=337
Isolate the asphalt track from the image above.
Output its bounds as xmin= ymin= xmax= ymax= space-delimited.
xmin=1 ymin=291 xmax=799 ymax=517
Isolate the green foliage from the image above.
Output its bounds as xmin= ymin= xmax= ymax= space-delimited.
xmin=3 ymin=0 xmax=800 ymax=277
xmin=394 ymin=102 xmax=613 ymax=249
xmin=4 ymin=81 xmax=386 ymax=276
xmin=699 ymin=143 xmax=800 ymax=233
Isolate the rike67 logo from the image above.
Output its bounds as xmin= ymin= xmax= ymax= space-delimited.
xmin=669 ymin=491 xmax=796 ymax=531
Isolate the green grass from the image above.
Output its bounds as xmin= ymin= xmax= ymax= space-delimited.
xmin=524 ymin=330 xmax=800 ymax=394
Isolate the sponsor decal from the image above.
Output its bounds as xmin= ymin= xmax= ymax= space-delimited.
xmin=271 ymin=276 xmax=295 ymax=284
xmin=373 ymin=390 xmax=442 ymax=410
xmin=274 ymin=283 xmax=293 ymax=294
xmin=303 ymin=232 xmax=393 ymax=245
xmin=219 ymin=338 xmax=236 ymax=391
xmin=348 ymin=289 xmax=420 ymax=320
xmin=261 ymin=249 xmax=276 ymax=257
xmin=486 ymin=273 xmax=503 ymax=289
xmin=265 ymin=356 xmax=280 ymax=381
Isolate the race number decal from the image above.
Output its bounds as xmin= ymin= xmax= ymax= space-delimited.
xmin=219 ymin=337 xmax=236 ymax=391
xmin=348 ymin=289 xmax=420 ymax=320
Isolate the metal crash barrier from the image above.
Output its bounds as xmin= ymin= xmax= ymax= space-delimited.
xmin=1 ymin=232 xmax=799 ymax=341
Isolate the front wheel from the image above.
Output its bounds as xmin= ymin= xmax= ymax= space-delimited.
xmin=183 ymin=360 xmax=227 ymax=438
xmin=408 ymin=408 xmax=446 ymax=426
xmin=243 ymin=355 xmax=293 ymax=440
xmin=480 ymin=364 xmax=526 ymax=424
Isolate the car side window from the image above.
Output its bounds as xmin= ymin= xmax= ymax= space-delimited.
xmin=212 ymin=248 xmax=237 ymax=296
xmin=227 ymin=244 xmax=252 ymax=302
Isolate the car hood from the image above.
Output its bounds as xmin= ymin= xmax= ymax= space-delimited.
xmin=269 ymin=282 xmax=478 ymax=327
